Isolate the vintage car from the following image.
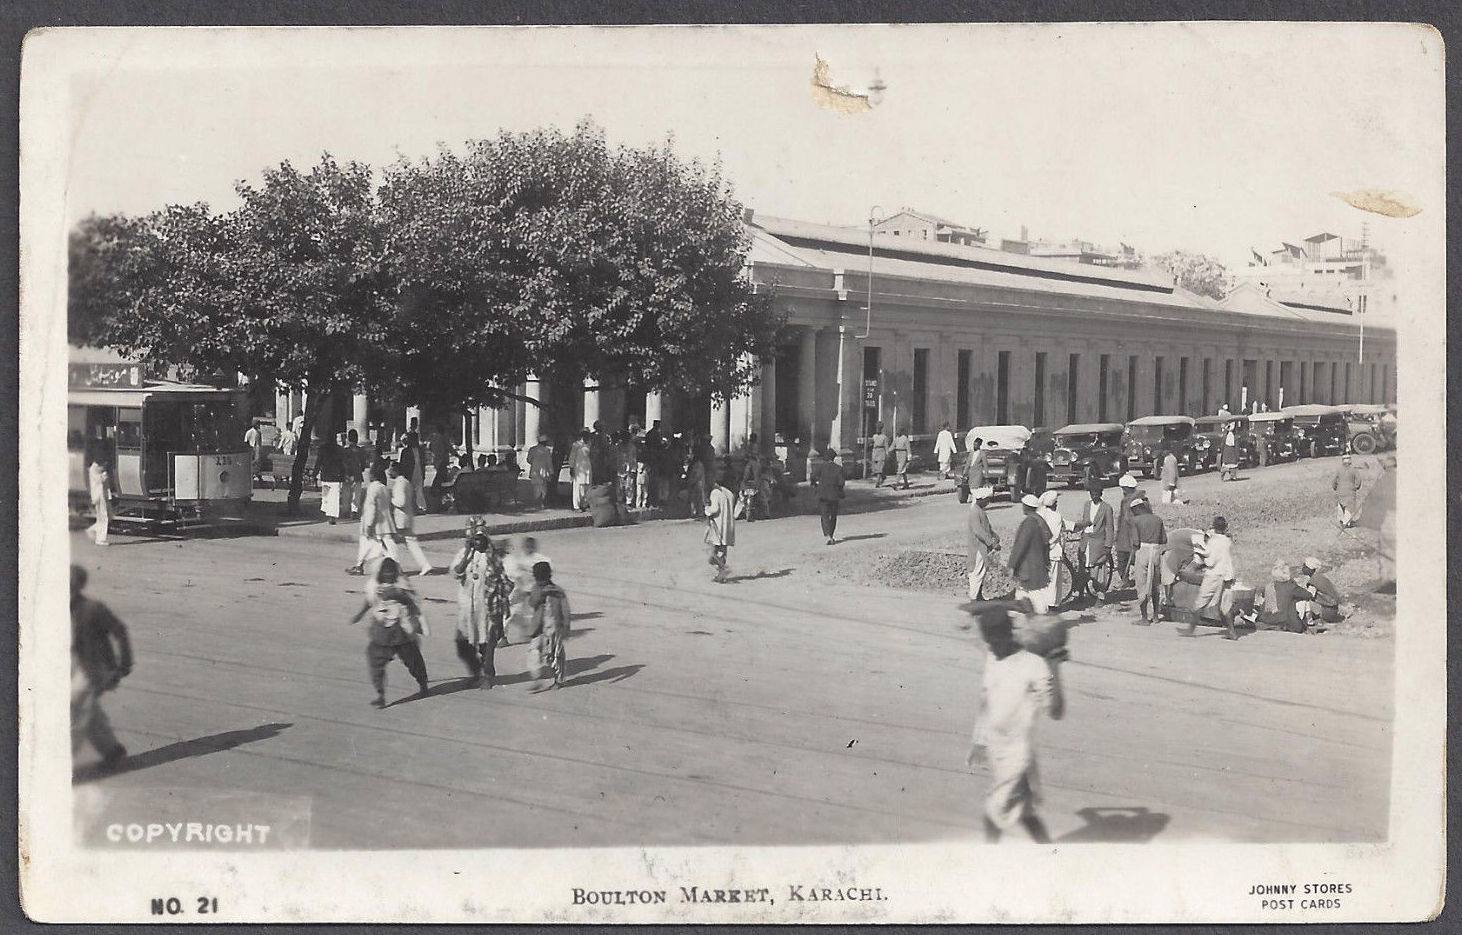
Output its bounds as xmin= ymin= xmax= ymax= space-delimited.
xmin=1192 ymin=414 xmax=1256 ymax=467
xmin=1048 ymin=422 xmax=1126 ymax=486
xmin=1339 ymin=403 xmax=1396 ymax=454
xmin=1246 ymin=411 xmax=1299 ymax=466
xmin=1282 ymin=404 xmax=1349 ymax=458
xmin=961 ymin=424 xmax=1032 ymax=494
xmin=1121 ymin=415 xmax=1205 ymax=477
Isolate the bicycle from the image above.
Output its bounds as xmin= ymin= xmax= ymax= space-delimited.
xmin=1055 ymin=530 xmax=1115 ymax=607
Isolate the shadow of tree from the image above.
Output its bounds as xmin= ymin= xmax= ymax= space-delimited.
xmin=1057 ymin=806 xmax=1171 ymax=843
xmin=75 ymin=723 xmax=293 ymax=784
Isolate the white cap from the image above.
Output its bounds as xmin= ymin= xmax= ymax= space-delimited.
xmin=1020 ymin=493 xmax=1041 ymax=508
xmin=1039 ymin=490 xmax=1059 ymax=507
xmin=972 ymin=486 xmax=994 ymax=500
xmin=1129 ymin=497 xmax=1146 ymax=507
xmin=1303 ymin=556 xmax=1322 ymax=570
xmin=1119 ymin=474 xmax=1137 ymax=488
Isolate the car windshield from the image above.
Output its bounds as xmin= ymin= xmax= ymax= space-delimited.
xmin=1252 ymin=420 xmax=1289 ymax=436
xmin=1126 ymin=424 xmax=1186 ymax=442
xmin=1057 ymin=432 xmax=1121 ymax=447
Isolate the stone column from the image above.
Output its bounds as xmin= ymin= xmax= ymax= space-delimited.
xmin=275 ymin=387 xmax=290 ymax=432
xmin=352 ymin=392 xmax=369 ymax=438
xmin=797 ymin=326 xmax=818 ymax=447
xmin=582 ymin=376 xmax=601 ymax=428
xmin=710 ymin=397 xmax=731 ymax=454
xmin=828 ymin=325 xmax=861 ymax=456
xmin=728 ymin=354 xmax=762 ymax=452
xmin=522 ymin=375 xmax=543 ymax=447
xmin=759 ymin=354 xmax=777 ymax=442
xmin=644 ymin=391 xmax=664 ymax=428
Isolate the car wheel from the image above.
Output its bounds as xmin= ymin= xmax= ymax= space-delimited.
xmin=1352 ymin=433 xmax=1376 ymax=454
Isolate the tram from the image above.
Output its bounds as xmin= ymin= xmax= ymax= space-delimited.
xmin=68 ymin=362 xmax=253 ymax=526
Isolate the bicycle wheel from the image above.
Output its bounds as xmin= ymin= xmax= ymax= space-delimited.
xmin=1087 ymin=555 xmax=1113 ymax=596
xmin=1055 ymin=558 xmax=1081 ymax=607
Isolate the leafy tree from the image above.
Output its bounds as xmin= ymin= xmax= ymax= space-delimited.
xmin=68 ymin=155 xmax=395 ymax=512
xmin=1150 ymin=250 xmax=1234 ymax=301
xmin=377 ymin=121 xmax=781 ymax=427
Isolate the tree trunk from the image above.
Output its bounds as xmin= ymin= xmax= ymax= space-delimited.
xmin=286 ymin=385 xmax=335 ymax=515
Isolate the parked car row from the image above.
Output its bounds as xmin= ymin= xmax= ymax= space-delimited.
xmin=954 ymin=403 xmax=1394 ymax=494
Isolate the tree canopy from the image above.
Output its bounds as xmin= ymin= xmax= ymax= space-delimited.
xmin=1150 ymin=250 xmax=1234 ymax=301
xmin=69 ymin=123 xmax=782 ymax=505
xmin=377 ymin=121 xmax=779 ymax=411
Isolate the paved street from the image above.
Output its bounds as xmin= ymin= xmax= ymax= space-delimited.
xmin=71 ymin=473 xmax=1392 ymax=848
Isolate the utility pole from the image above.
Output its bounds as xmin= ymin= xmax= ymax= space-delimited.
xmin=1358 ymin=220 xmax=1369 ymax=364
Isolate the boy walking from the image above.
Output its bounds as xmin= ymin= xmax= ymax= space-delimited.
xmin=349 ymin=558 xmax=430 ymax=708
xmin=527 ymin=561 xmax=571 ymax=693
xmin=967 ymin=605 xmax=1066 ymax=843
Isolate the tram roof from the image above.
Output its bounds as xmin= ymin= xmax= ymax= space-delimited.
xmin=69 ymin=379 xmax=242 ymax=408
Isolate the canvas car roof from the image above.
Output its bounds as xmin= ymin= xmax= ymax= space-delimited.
xmin=1282 ymin=404 xmax=1345 ymax=416
xmin=1054 ymin=422 xmax=1125 ymax=434
xmin=1125 ymin=415 xmax=1196 ymax=426
xmin=1194 ymin=414 xmax=1246 ymax=425
xmin=1248 ymin=411 xmax=1293 ymax=422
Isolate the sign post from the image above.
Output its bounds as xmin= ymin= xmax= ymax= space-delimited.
xmin=862 ymin=377 xmax=880 ymax=476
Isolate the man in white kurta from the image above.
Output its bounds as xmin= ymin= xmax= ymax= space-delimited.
xmin=968 ymin=610 xmax=1064 ymax=842
xmin=934 ymin=423 xmax=958 ymax=478
xmin=569 ymin=433 xmax=593 ymax=511
xmin=389 ymin=462 xmax=434 ymax=575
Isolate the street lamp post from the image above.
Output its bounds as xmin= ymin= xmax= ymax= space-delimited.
xmin=858 ymin=206 xmax=882 ymax=476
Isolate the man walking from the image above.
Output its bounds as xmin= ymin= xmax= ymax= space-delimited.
xmin=347 ymin=461 xmax=400 ymax=575
xmin=84 ymin=438 xmax=114 ymax=547
xmin=526 ymin=433 xmax=554 ymax=509
xmin=811 ymin=446 xmax=846 ymax=545
xmin=1159 ymin=449 xmax=1182 ymax=504
xmin=72 ymin=565 xmax=132 ymax=770
xmin=869 ymin=423 xmax=890 ymax=487
xmin=1332 ymin=453 xmax=1362 ymax=527
xmin=1007 ymin=494 xmax=1052 ymax=613
xmin=316 ymin=432 xmax=347 ymax=526
xmin=892 ymin=426 xmax=913 ymax=489
xmin=934 ymin=421 xmax=958 ymax=479
xmin=388 ymin=460 xmax=435 ymax=576
xmin=967 ymin=604 xmax=1065 ymax=843
xmin=966 ymin=487 xmax=1000 ymax=599
xmin=704 ymin=469 xmax=737 ymax=583
xmin=569 ymin=430 xmax=593 ymax=511
xmin=1187 ymin=516 xmax=1237 ymax=639
xmin=963 ymin=437 xmax=987 ymax=489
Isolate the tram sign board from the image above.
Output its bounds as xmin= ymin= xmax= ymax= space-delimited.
xmin=69 ymin=363 xmax=143 ymax=389
xmin=862 ymin=378 xmax=880 ymax=406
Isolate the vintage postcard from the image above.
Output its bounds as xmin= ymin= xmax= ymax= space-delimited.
xmin=18 ymin=22 xmax=1445 ymax=923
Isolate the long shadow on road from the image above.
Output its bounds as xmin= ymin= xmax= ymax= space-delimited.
xmin=1057 ymin=806 xmax=1171 ymax=843
xmin=75 ymin=722 xmax=293 ymax=784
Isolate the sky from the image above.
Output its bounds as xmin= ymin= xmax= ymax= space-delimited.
xmin=52 ymin=23 xmax=1444 ymax=274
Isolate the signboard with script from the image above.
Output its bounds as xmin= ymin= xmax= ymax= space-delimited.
xmin=69 ymin=363 xmax=143 ymax=389
xmin=862 ymin=378 xmax=880 ymax=406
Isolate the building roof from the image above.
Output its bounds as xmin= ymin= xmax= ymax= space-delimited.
xmin=746 ymin=212 xmax=1394 ymax=335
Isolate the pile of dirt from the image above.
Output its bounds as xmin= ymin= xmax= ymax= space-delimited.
xmin=825 ymin=465 xmax=1395 ymax=637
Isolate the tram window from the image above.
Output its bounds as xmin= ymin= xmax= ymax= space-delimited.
xmin=67 ymin=408 xmax=86 ymax=450
xmin=116 ymin=413 xmax=143 ymax=449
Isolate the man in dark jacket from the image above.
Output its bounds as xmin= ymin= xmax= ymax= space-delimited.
xmin=811 ymin=447 xmax=847 ymax=545
xmin=71 ymin=565 xmax=132 ymax=769
xmin=1007 ymin=494 xmax=1052 ymax=612
xmin=1023 ymin=450 xmax=1049 ymax=497
xmin=1073 ymin=479 xmax=1116 ymax=568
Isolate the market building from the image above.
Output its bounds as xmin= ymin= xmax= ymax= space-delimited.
xmin=269 ymin=210 xmax=1398 ymax=462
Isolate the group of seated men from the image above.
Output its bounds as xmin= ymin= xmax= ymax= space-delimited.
xmin=1242 ymin=556 xmax=1346 ymax=633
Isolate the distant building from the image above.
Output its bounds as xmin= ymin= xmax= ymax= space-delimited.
xmin=1026 ymin=239 xmax=1144 ymax=269
xmin=1236 ymin=231 xmax=1395 ymax=326
xmin=872 ymin=208 xmax=987 ymax=246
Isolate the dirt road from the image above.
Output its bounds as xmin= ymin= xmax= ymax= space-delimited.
xmin=69 ymin=463 xmax=1392 ymax=847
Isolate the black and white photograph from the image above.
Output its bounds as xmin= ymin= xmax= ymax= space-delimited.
xmin=18 ymin=21 xmax=1446 ymax=923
